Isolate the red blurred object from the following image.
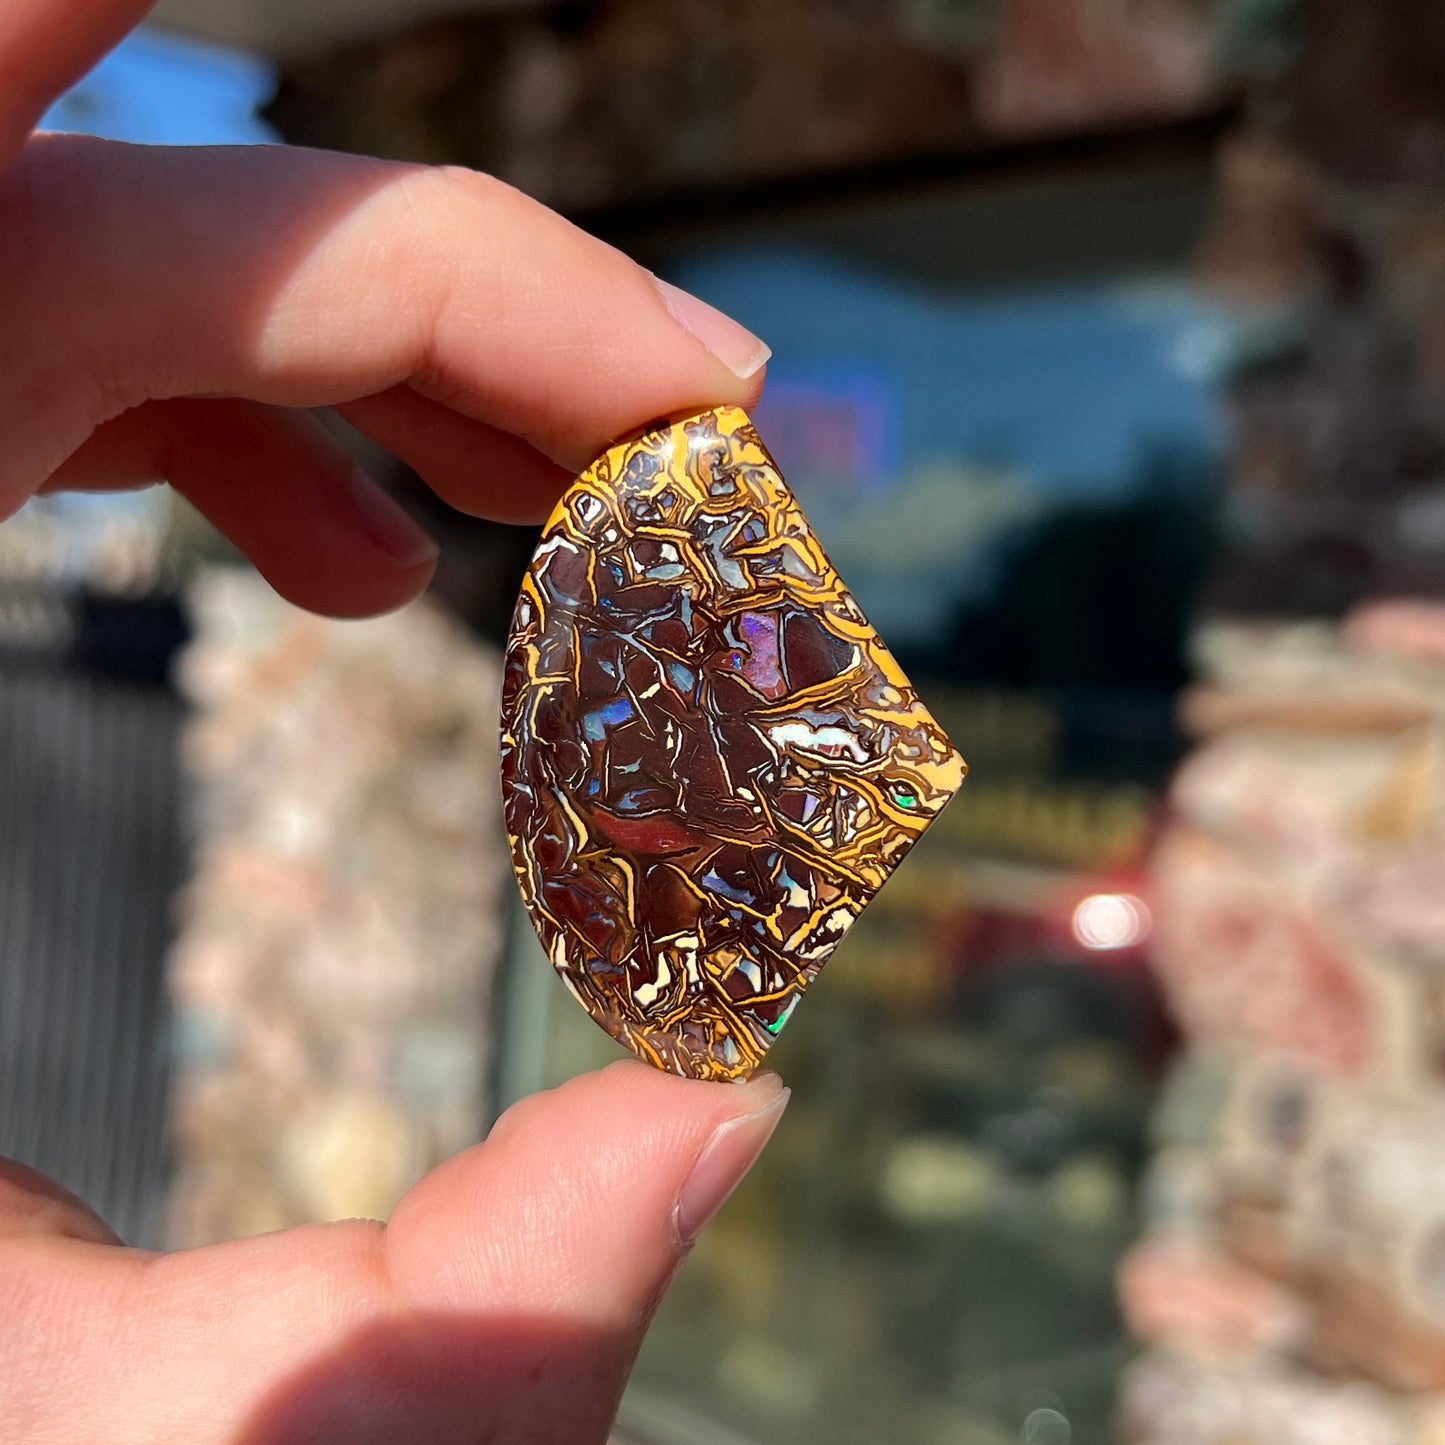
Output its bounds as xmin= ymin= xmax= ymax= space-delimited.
xmin=942 ymin=860 xmax=1180 ymax=1070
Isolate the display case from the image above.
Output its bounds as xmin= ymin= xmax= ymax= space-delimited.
xmin=494 ymin=163 xmax=1225 ymax=1445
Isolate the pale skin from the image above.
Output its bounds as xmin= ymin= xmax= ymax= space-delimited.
xmin=0 ymin=4 xmax=790 ymax=1441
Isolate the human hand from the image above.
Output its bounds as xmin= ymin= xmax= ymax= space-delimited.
xmin=5 ymin=1065 xmax=789 ymax=1442
xmin=0 ymin=5 xmax=783 ymax=1441
xmin=0 ymin=0 xmax=770 ymax=615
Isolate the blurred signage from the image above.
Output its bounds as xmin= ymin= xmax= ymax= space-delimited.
xmin=935 ymin=778 xmax=1156 ymax=868
xmin=752 ymin=364 xmax=902 ymax=496
xmin=924 ymin=688 xmax=1161 ymax=868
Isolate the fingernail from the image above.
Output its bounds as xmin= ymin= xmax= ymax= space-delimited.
xmin=347 ymin=468 xmax=440 ymax=570
xmin=673 ymin=1074 xmax=789 ymax=1245
xmin=652 ymin=276 xmax=772 ymax=381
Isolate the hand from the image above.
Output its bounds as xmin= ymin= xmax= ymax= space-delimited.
xmin=5 ymin=1065 xmax=789 ymax=1442
xmin=0 ymin=5 xmax=783 ymax=1441
xmin=0 ymin=1 xmax=770 ymax=616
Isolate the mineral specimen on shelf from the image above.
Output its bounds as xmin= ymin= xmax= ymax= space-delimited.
xmin=500 ymin=407 xmax=966 ymax=1081
xmin=166 ymin=571 xmax=504 ymax=1247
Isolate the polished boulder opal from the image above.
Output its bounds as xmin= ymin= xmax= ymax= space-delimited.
xmin=501 ymin=407 xmax=966 ymax=1081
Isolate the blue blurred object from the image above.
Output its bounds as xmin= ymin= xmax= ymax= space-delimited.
xmin=669 ymin=248 xmax=1225 ymax=675
xmin=40 ymin=25 xmax=275 ymax=146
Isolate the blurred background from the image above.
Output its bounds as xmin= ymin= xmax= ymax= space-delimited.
xmin=7 ymin=0 xmax=1445 ymax=1441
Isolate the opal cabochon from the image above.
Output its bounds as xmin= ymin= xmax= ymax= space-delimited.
xmin=500 ymin=408 xmax=966 ymax=1081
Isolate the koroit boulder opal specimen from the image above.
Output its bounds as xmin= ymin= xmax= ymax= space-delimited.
xmin=501 ymin=407 xmax=966 ymax=1080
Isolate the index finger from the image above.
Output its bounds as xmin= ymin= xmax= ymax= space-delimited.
xmin=0 ymin=137 xmax=770 ymax=519
xmin=0 ymin=0 xmax=156 ymax=164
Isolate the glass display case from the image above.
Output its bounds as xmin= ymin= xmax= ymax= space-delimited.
xmin=495 ymin=163 xmax=1225 ymax=1445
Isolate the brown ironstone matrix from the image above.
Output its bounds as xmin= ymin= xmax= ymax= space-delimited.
xmin=501 ymin=407 xmax=966 ymax=1080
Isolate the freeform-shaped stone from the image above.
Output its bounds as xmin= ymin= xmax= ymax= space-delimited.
xmin=500 ymin=407 xmax=966 ymax=1080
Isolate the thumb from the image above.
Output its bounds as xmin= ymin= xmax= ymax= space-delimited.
xmin=0 ymin=1061 xmax=788 ymax=1443
xmin=389 ymin=1058 xmax=788 ymax=1318
xmin=252 ymin=1061 xmax=790 ymax=1445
